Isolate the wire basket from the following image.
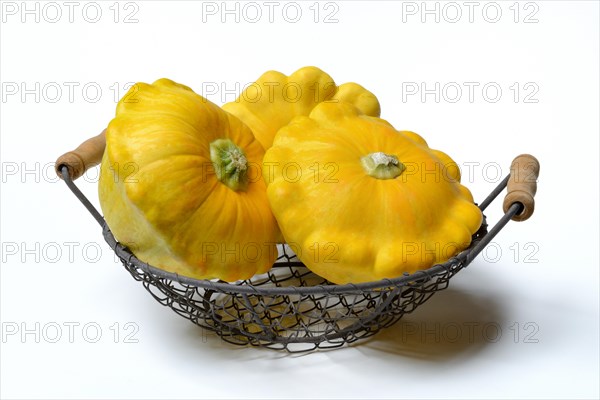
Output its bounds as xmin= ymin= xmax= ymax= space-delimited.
xmin=106 ymin=222 xmax=488 ymax=352
xmin=56 ymin=136 xmax=539 ymax=352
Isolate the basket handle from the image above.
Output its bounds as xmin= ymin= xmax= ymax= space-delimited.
xmin=55 ymin=129 xmax=106 ymax=180
xmin=502 ymin=154 xmax=540 ymax=221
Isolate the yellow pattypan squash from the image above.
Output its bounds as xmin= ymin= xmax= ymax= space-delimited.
xmin=223 ymin=66 xmax=381 ymax=150
xmin=99 ymin=78 xmax=279 ymax=282
xmin=263 ymin=102 xmax=483 ymax=284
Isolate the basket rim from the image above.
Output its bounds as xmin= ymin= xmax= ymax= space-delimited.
xmin=103 ymin=222 xmax=486 ymax=295
xmin=59 ymin=165 xmax=512 ymax=298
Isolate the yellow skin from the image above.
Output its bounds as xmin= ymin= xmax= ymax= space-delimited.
xmin=99 ymin=78 xmax=279 ymax=282
xmin=222 ymin=66 xmax=381 ymax=150
xmin=263 ymin=102 xmax=483 ymax=284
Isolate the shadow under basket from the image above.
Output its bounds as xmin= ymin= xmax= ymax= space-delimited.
xmin=56 ymin=139 xmax=539 ymax=352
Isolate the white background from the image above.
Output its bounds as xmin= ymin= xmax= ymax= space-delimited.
xmin=1 ymin=1 xmax=599 ymax=399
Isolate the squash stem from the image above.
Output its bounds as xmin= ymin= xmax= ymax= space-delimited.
xmin=209 ymin=139 xmax=249 ymax=191
xmin=361 ymin=152 xmax=405 ymax=180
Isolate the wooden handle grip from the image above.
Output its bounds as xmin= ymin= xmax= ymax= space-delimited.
xmin=55 ymin=129 xmax=106 ymax=180
xmin=503 ymin=154 xmax=540 ymax=221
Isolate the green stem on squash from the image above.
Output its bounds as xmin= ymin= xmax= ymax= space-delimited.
xmin=361 ymin=152 xmax=405 ymax=180
xmin=209 ymin=138 xmax=249 ymax=191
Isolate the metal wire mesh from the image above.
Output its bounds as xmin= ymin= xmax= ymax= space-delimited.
xmin=58 ymin=165 xmax=521 ymax=352
xmin=106 ymin=222 xmax=488 ymax=352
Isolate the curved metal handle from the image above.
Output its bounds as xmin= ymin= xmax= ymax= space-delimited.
xmin=503 ymin=154 xmax=540 ymax=221
xmin=55 ymin=129 xmax=106 ymax=180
